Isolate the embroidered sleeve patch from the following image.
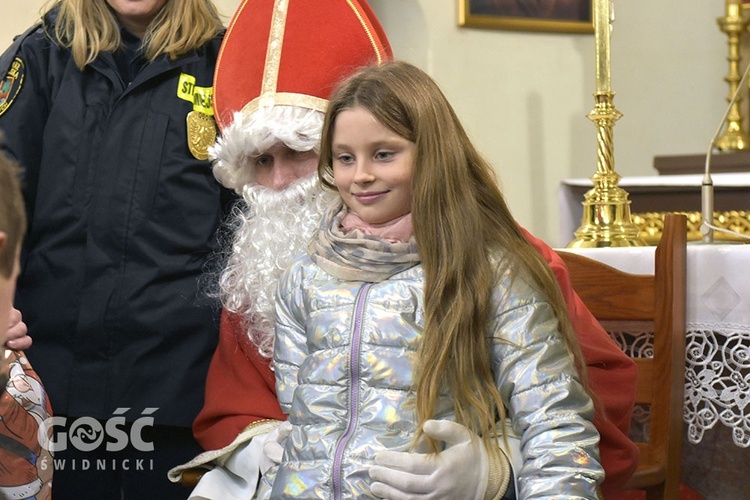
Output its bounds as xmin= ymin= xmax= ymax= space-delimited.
xmin=0 ymin=57 xmax=25 ymax=117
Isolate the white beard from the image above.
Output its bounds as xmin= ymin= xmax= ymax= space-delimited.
xmin=218 ymin=174 xmax=335 ymax=359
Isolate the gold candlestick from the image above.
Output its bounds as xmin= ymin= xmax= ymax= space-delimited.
xmin=567 ymin=0 xmax=644 ymax=248
xmin=715 ymin=0 xmax=749 ymax=151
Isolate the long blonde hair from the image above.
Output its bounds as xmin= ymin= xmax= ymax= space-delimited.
xmin=319 ymin=60 xmax=589 ymax=455
xmin=41 ymin=0 xmax=223 ymax=69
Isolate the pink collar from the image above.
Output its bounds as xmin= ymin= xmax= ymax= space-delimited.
xmin=340 ymin=211 xmax=414 ymax=243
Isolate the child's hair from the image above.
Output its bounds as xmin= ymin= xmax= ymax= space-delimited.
xmin=42 ymin=0 xmax=224 ymax=69
xmin=0 ymin=151 xmax=25 ymax=278
xmin=319 ymin=60 xmax=588 ymax=454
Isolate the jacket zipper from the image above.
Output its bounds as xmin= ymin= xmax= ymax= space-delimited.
xmin=332 ymin=283 xmax=372 ymax=500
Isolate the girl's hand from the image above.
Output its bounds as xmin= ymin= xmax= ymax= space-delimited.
xmin=5 ymin=308 xmax=31 ymax=351
xmin=369 ymin=419 xmax=506 ymax=500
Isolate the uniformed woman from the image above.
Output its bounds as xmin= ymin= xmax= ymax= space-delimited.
xmin=0 ymin=1 xmax=231 ymax=498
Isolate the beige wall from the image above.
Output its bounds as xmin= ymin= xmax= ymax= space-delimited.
xmin=1 ymin=4 xmax=46 ymax=49
xmin=370 ymin=0 xmax=727 ymax=244
xmin=0 ymin=1 xmax=730 ymax=245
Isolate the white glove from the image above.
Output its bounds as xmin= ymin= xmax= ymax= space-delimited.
xmin=259 ymin=420 xmax=292 ymax=476
xmin=188 ymin=439 xmax=260 ymax=500
xmin=369 ymin=419 xmax=490 ymax=500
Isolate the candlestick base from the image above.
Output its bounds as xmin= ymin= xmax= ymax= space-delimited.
xmin=567 ymin=177 xmax=646 ymax=248
xmin=716 ymin=127 xmax=750 ymax=151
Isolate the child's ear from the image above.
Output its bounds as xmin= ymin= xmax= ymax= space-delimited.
xmin=0 ymin=232 xmax=7 ymax=251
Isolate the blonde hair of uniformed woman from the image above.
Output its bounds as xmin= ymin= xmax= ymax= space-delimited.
xmin=319 ymin=60 xmax=591 ymax=456
xmin=42 ymin=0 xmax=223 ymax=69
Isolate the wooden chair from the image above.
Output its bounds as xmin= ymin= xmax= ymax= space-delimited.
xmin=559 ymin=213 xmax=687 ymax=499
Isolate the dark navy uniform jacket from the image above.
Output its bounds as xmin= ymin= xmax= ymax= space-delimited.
xmin=0 ymin=12 xmax=230 ymax=427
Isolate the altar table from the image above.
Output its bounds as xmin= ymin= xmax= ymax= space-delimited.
xmin=557 ymin=244 xmax=750 ymax=449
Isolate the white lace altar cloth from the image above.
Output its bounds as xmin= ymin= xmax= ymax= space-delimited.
xmin=556 ymin=244 xmax=750 ymax=447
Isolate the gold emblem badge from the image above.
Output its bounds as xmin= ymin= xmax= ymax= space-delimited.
xmin=186 ymin=110 xmax=217 ymax=161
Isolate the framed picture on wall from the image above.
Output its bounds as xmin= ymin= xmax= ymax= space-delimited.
xmin=459 ymin=0 xmax=594 ymax=34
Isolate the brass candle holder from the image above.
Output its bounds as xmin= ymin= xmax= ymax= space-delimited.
xmin=567 ymin=0 xmax=644 ymax=248
xmin=716 ymin=0 xmax=749 ymax=151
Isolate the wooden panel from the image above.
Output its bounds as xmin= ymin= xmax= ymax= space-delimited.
xmin=559 ymin=214 xmax=687 ymax=499
xmin=559 ymin=252 xmax=655 ymax=320
xmin=633 ymin=358 xmax=654 ymax=404
xmin=653 ymin=151 xmax=750 ymax=176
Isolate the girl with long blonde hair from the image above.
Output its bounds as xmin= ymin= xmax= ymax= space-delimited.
xmin=268 ymin=60 xmax=604 ymax=499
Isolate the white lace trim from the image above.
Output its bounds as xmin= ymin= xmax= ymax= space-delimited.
xmin=603 ymin=321 xmax=750 ymax=447
xmin=684 ymin=322 xmax=750 ymax=447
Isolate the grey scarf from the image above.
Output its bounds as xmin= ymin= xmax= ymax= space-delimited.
xmin=308 ymin=200 xmax=420 ymax=282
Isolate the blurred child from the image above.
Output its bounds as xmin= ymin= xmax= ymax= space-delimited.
xmin=266 ymin=60 xmax=604 ymax=499
xmin=0 ymin=152 xmax=53 ymax=499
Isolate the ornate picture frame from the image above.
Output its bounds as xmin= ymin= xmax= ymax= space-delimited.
xmin=459 ymin=0 xmax=594 ymax=34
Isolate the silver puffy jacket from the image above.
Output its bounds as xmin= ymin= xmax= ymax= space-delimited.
xmin=263 ymin=254 xmax=603 ymax=499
